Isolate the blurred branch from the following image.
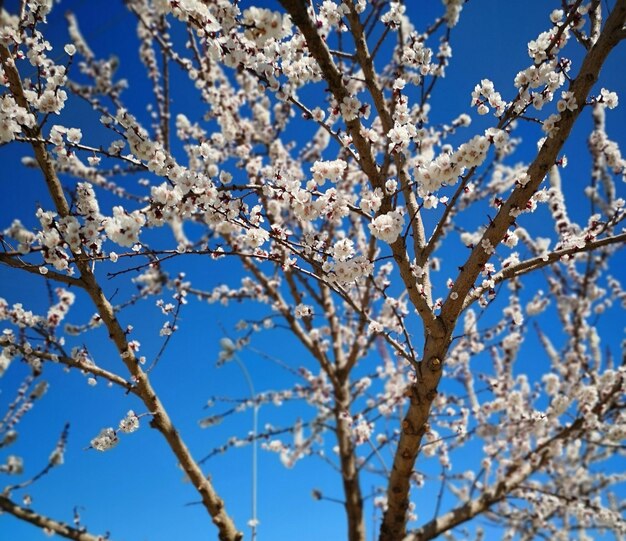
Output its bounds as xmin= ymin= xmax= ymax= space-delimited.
xmin=0 ymin=253 xmax=84 ymax=287
xmin=0 ymin=494 xmax=111 ymax=541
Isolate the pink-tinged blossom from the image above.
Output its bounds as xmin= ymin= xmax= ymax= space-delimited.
xmin=103 ymin=206 xmax=146 ymax=247
xmin=90 ymin=428 xmax=118 ymax=452
xmin=368 ymin=210 xmax=405 ymax=244
xmin=119 ymin=411 xmax=140 ymax=434
xmin=353 ymin=416 xmax=373 ymax=445
xmin=332 ymin=238 xmax=355 ymax=261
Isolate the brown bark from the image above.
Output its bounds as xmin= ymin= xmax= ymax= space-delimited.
xmin=379 ymin=331 xmax=446 ymax=541
xmin=334 ymin=379 xmax=366 ymax=541
xmin=0 ymin=494 xmax=109 ymax=541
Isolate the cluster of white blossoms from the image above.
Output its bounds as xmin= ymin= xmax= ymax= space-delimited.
xmin=339 ymin=96 xmax=364 ymax=122
xmin=352 ymin=416 xmax=374 ymax=445
xmin=150 ymin=0 xmax=222 ymax=29
xmin=514 ymin=58 xmax=567 ymax=112
xmin=34 ymin=209 xmax=68 ymax=271
xmin=241 ymin=7 xmax=291 ymax=46
xmin=331 ymin=238 xmax=355 ymax=261
xmin=528 ymin=22 xmax=572 ymax=65
xmin=297 ymin=368 xmax=333 ymax=407
xmin=368 ymin=210 xmax=405 ymax=244
xmin=90 ymin=411 xmax=141 ymax=452
xmin=542 ymin=113 xmax=561 ymax=138
xmin=49 ymin=124 xmax=82 ymax=145
xmin=0 ymin=298 xmax=40 ymax=329
xmin=414 ymin=134 xmax=490 ymax=194
xmin=323 ymin=255 xmax=374 ymax=285
xmin=0 ymin=455 xmax=24 ymax=475
xmin=2 ymin=219 xmax=36 ymax=254
xmin=310 ymin=159 xmax=347 ymax=184
xmin=358 ymin=187 xmax=384 ymax=214
xmin=102 ymin=206 xmax=146 ymax=248
xmin=0 ymin=290 xmax=77 ymax=377
xmin=294 ymin=304 xmax=313 ymax=319
xmin=46 ymin=288 xmax=75 ymax=328
xmin=588 ymin=106 xmax=626 ymax=178
xmin=442 ymin=0 xmax=465 ymax=27
xmin=598 ymin=87 xmax=619 ymax=109
xmin=39 ymin=181 xmax=105 ymax=270
xmin=0 ymin=95 xmax=36 ymax=143
xmin=23 ymin=68 xmax=68 ymax=114
xmin=380 ymin=1 xmax=406 ymax=27
xmin=401 ymin=36 xmax=433 ymax=78
xmin=0 ymin=9 xmax=70 ymax=119
xmin=262 ymin=434 xmax=311 ymax=470
xmin=388 ymin=94 xmax=418 ymax=151
xmin=90 ymin=428 xmax=118 ymax=452
xmin=471 ymin=79 xmax=506 ymax=116
xmin=318 ymin=1 xmax=348 ymax=28
xmin=556 ymin=90 xmax=577 ymax=113
xmin=118 ymin=410 xmax=140 ymax=433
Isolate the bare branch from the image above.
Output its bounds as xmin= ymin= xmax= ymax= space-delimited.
xmin=0 ymin=494 xmax=111 ymax=541
xmin=0 ymin=252 xmax=84 ymax=287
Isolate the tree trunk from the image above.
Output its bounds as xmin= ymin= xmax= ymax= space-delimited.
xmin=335 ymin=379 xmax=366 ymax=541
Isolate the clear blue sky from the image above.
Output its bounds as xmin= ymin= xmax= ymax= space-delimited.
xmin=1 ymin=1 xmax=625 ymax=540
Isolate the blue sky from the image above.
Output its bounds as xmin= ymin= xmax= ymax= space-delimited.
xmin=1 ymin=1 xmax=625 ymax=540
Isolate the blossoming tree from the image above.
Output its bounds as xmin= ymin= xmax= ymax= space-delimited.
xmin=1 ymin=0 xmax=625 ymax=540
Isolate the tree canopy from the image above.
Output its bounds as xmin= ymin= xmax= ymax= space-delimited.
xmin=1 ymin=1 xmax=625 ymax=540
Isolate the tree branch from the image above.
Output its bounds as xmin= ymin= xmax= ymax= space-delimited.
xmin=380 ymin=2 xmax=626 ymax=538
xmin=0 ymin=253 xmax=84 ymax=287
xmin=440 ymin=0 xmax=626 ymax=332
xmin=0 ymin=494 xmax=110 ymax=541
xmin=0 ymin=338 xmax=134 ymax=392
xmin=0 ymin=44 xmax=243 ymax=541
xmin=463 ymin=231 xmax=626 ymax=309
xmin=403 ymin=376 xmax=624 ymax=540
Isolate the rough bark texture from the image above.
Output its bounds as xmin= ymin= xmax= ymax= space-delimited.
xmin=379 ymin=331 xmax=447 ymax=541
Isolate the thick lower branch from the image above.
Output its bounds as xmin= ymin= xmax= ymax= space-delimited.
xmin=463 ymin=231 xmax=626 ymax=309
xmin=0 ymin=494 xmax=109 ymax=541
xmin=379 ymin=331 xmax=448 ymax=541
